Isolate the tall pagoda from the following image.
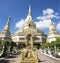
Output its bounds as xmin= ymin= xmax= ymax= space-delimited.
xmin=47 ymin=19 xmax=60 ymax=42
xmin=0 ymin=16 xmax=11 ymax=41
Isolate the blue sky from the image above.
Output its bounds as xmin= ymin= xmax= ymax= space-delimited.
xmin=0 ymin=0 xmax=60 ymax=35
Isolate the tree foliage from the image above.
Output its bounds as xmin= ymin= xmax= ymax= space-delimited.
xmin=55 ymin=38 xmax=60 ymax=46
xmin=41 ymin=42 xmax=50 ymax=49
xmin=41 ymin=37 xmax=60 ymax=50
xmin=0 ymin=40 xmax=17 ymax=57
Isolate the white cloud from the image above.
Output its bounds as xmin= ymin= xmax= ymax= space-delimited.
xmin=56 ymin=22 xmax=60 ymax=30
xmin=37 ymin=15 xmax=59 ymax=20
xmin=37 ymin=16 xmax=46 ymax=20
xmin=15 ymin=19 xmax=25 ymax=29
xmin=36 ymin=8 xmax=59 ymax=29
xmin=37 ymin=8 xmax=59 ymax=20
xmin=35 ymin=19 xmax=51 ymax=29
xmin=43 ymin=8 xmax=54 ymax=15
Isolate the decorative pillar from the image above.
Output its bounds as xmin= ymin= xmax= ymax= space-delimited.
xmin=30 ymin=36 xmax=33 ymax=48
xmin=25 ymin=37 xmax=27 ymax=46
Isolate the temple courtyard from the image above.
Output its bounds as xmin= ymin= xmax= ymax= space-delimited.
xmin=0 ymin=51 xmax=60 ymax=63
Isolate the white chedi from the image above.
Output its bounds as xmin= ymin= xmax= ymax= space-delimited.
xmin=47 ymin=19 xmax=60 ymax=42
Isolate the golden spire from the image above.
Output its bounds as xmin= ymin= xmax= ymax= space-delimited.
xmin=25 ymin=5 xmax=33 ymax=22
xmin=0 ymin=16 xmax=11 ymax=41
xmin=4 ymin=16 xmax=11 ymax=31
xmin=7 ymin=16 xmax=11 ymax=25
xmin=29 ymin=5 xmax=31 ymax=14
xmin=28 ymin=5 xmax=32 ymax=16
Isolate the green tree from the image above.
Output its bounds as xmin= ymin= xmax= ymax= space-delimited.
xmin=1 ymin=40 xmax=9 ymax=57
xmin=9 ymin=41 xmax=16 ymax=53
xmin=55 ymin=38 xmax=60 ymax=52
xmin=50 ymin=41 xmax=55 ymax=47
xmin=0 ymin=40 xmax=1 ymax=45
xmin=0 ymin=40 xmax=1 ymax=48
xmin=41 ymin=42 xmax=50 ymax=49
xmin=55 ymin=38 xmax=60 ymax=46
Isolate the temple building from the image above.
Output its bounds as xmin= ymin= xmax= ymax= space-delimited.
xmin=0 ymin=16 xmax=11 ymax=41
xmin=47 ymin=19 xmax=60 ymax=43
xmin=12 ymin=5 xmax=47 ymax=46
xmin=1 ymin=5 xmax=60 ymax=46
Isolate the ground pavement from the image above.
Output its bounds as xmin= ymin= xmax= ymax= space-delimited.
xmin=0 ymin=51 xmax=60 ymax=63
xmin=38 ymin=52 xmax=60 ymax=63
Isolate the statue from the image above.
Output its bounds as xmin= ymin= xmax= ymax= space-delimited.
xmin=20 ymin=34 xmax=39 ymax=63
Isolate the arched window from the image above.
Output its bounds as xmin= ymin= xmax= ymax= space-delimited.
xmin=29 ymin=24 xmax=31 ymax=27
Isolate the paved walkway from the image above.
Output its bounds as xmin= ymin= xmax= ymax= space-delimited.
xmin=0 ymin=52 xmax=60 ymax=63
xmin=0 ymin=52 xmax=20 ymax=63
xmin=38 ymin=52 xmax=60 ymax=63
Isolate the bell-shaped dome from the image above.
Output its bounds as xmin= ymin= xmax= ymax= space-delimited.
xmin=23 ymin=5 xmax=36 ymax=29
